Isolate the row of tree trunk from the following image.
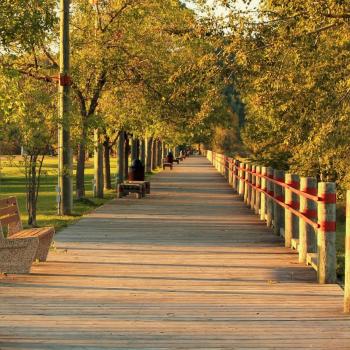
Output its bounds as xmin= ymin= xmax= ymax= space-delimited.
xmin=91 ymin=132 xmax=166 ymax=199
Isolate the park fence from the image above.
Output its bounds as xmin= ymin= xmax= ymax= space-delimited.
xmin=206 ymin=150 xmax=350 ymax=314
xmin=205 ymin=150 xmax=337 ymax=286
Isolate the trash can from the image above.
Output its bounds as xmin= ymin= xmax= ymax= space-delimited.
xmin=128 ymin=159 xmax=145 ymax=181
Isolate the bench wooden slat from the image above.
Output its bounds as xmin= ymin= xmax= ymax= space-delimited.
xmin=1 ymin=213 xmax=21 ymax=226
xmin=0 ymin=197 xmax=17 ymax=207
xmin=0 ymin=196 xmax=22 ymax=234
xmin=11 ymin=227 xmax=54 ymax=239
xmin=0 ymin=205 xmax=18 ymax=217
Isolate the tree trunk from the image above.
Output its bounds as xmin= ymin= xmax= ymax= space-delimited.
xmin=124 ymin=133 xmax=129 ymax=180
xmin=117 ymin=131 xmax=125 ymax=184
xmin=140 ymin=138 xmax=146 ymax=166
xmin=136 ymin=139 xmax=140 ymax=159
xmin=152 ymin=139 xmax=158 ymax=171
xmin=131 ymin=137 xmax=138 ymax=161
xmin=161 ymin=141 xmax=166 ymax=162
xmin=157 ymin=140 xmax=162 ymax=167
xmin=76 ymin=125 xmax=87 ymax=199
xmin=27 ymin=155 xmax=37 ymax=226
xmin=145 ymin=137 xmax=153 ymax=173
xmin=25 ymin=154 xmax=44 ymax=227
xmin=103 ymin=134 xmax=112 ymax=190
xmin=94 ymin=129 xmax=104 ymax=198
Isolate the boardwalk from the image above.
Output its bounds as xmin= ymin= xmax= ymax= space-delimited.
xmin=1 ymin=156 xmax=349 ymax=349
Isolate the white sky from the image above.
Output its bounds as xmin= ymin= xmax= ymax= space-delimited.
xmin=184 ymin=0 xmax=261 ymax=16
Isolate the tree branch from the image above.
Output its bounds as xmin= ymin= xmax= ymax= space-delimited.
xmin=87 ymin=70 xmax=107 ymax=116
xmin=323 ymin=12 xmax=350 ymax=19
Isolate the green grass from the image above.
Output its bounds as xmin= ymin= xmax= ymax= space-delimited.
xmin=0 ymin=155 xmax=158 ymax=232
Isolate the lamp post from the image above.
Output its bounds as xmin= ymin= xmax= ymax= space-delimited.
xmin=58 ymin=0 xmax=73 ymax=215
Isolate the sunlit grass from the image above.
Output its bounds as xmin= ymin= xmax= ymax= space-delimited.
xmin=0 ymin=155 xmax=160 ymax=231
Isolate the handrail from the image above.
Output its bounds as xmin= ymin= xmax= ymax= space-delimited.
xmin=206 ymin=149 xmax=337 ymax=285
xmin=215 ymin=155 xmax=320 ymax=202
xmin=237 ymin=174 xmax=319 ymax=229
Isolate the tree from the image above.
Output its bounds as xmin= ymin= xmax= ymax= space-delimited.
xmin=198 ymin=0 xmax=350 ymax=189
xmin=0 ymin=0 xmax=56 ymax=53
xmin=0 ymin=74 xmax=56 ymax=226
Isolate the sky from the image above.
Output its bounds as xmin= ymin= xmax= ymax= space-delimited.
xmin=184 ymin=0 xmax=261 ymax=17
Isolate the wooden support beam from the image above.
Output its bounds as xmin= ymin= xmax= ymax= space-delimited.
xmin=273 ymin=169 xmax=284 ymax=236
xmin=345 ymin=190 xmax=350 ymax=312
xmin=299 ymin=177 xmax=317 ymax=263
xmin=260 ymin=166 xmax=267 ymax=221
xmin=255 ymin=166 xmax=261 ymax=215
xmin=266 ymin=167 xmax=274 ymax=228
xmin=317 ymin=182 xmax=336 ymax=284
xmin=284 ymin=174 xmax=299 ymax=248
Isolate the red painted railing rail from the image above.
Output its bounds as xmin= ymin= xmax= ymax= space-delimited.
xmin=206 ymin=150 xmax=337 ymax=284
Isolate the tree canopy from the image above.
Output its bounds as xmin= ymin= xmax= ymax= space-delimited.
xmin=2 ymin=0 xmax=349 ymax=206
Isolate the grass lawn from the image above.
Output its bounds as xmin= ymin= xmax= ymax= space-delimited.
xmin=0 ymin=155 xmax=158 ymax=232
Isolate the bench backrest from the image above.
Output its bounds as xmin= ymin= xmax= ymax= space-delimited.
xmin=0 ymin=197 xmax=23 ymax=238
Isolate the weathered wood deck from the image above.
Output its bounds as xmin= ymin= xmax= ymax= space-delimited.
xmin=1 ymin=156 xmax=349 ymax=349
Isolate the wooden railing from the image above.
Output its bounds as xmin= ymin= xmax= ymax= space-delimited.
xmin=345 ymin=191 xmax=350 ymax=313
xmin=206 ymin=150 xmax=337 ymax=285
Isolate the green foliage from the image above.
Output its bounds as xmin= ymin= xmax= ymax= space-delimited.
xmin=0 ymin=0 xmax=57 ymax=52
xmin=199 ymin=0 xmax=350 ymax=191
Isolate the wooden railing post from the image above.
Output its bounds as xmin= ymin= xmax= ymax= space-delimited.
xmin=260 ymin=166 xmax=267 ymax=221
xmin=255 ymin=166 xmax=261 ymax=215
xmin=317 ymin=182 xmax=337 ymax=284
xmin=345 ymin=190 xmax=350 ymax=312
xmin=221 ymin=155 xmax=224 ymax=175
xmin=250 ymin=165 xmax=256 ymax=210
xmin=239 ymin=162 xmax=245 ymax=197
xmin=207 ymin=150 xmax=211 ymax=162
xmin=225 ymin=157 xmax=229 ymax=180
xmin=246 ymin=164 xmax=252 ymax=206
xmin=299 ymin=177 xmax=317 ymax=263
xmin=228 ymin=158 xmax=233 ymax=186
xmin=273 ymin=169 xmax=285 ymax=236
xmin=232 ymin=160 xmax=239 ymax=193
xmin=284 ymin=174 xmax=300 ymax=248
xmin=266 ymin=167 xmax=274 ymax=228
xmin=243 ymin=163 xmax=248 ymax=203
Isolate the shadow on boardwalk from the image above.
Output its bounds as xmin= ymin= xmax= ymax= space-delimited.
xmin=1 ymin=156 xmax=349 ymax=349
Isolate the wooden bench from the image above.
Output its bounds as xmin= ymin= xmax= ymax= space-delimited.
xmin=126 ymin=181 xmax=151 ymax=194
xmin=117 ymin=183 xmax=145 ymax=199
xmin=0 ymin=197 xmax=55 ymax=273
xmin=173 ymin=158 xmax=180 ymax=164
xmin=162 ymin=159 xmax=173 ymax=170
